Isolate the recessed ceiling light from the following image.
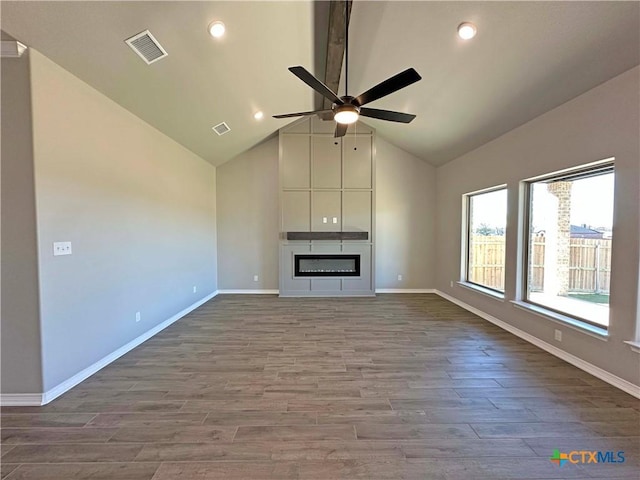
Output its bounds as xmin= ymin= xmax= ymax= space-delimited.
xmin=253 ymin=111 xmax=264 ymax=120
xmin=457 ymin=22 xmax=477 ymax=40
xmin=208 ymin=21 xmax=226 ymax=38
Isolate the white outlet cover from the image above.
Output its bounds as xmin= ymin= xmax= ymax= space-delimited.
xmin=135 ymin=312 xmax=141 ymax=322
xmin=398 ymin=274 xmax=403 ymax=281
xmin=193 ymin=286 xmax=197 ymax=293
xmin=332 ymin=217 xmax=338 ymax=223
xmin=322 ymin=217 xmax=328 ymax=223
xmin=253 ymin=275 xmax=259 ymax=282
xmin=53 ymin=241 xmax=72 ymax=256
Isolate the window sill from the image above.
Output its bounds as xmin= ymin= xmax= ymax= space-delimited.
xmin=623 ymin=341 xmax=640 ymax=354
xmin=457 ymin=281 xmax=505 ymax=302
xmin=511 ymin=300 xmax=608 ymax=340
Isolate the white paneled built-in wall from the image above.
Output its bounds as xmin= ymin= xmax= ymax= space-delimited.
xmin=279 ymin=118 xmax=375 ymax=296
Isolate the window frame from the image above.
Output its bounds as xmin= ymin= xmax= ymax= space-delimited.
xmin=521 ymin=161 xmax=614 ymax=331
xmin=462 ymin=185 xmax=508 ymax=295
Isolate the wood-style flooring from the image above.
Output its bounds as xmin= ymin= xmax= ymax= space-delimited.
xmin=1 ymin=294 xmax=638 ymax=479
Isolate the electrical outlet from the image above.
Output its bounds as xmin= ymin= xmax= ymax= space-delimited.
xmin=193 ymin=285 xmax=197 ymax=293
xmin=135 ymin=312 xmax=141 ymax=323
xmin=397 ymin=274 xmax=403 ymax=281
xmin=53 ymin=241 xmax=72 ymax=256
xmin=253 ymin=275 xmax=259 ymax=282
xmin=332 ymin=217 xmax=338 ymax=224
xmin=554 ymin=329 xmax=562 ymax=342
xmin=450 ymin=281 xmax=454 ymax=287
xmin=322 ymin=217 xmax=328 ymax=224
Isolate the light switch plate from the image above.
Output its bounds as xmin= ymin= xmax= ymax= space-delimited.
xmin=53 ymin=241 xmax=72 ymax=256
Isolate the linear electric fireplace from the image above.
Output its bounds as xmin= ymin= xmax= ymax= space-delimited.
xmin=294 ymin=254 xmax=360 ymax=277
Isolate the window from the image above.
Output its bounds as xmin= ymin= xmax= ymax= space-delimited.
xmin=464 ymin=187 xmax=508 ymax=294
xmin=524 ymin=163 xmax=614 ymax=329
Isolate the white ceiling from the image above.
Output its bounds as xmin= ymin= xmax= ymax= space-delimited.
xmin=2 ymin=1 xmax=639 ymax=167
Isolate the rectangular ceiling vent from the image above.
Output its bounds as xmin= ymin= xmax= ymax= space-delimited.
xmin=212 ymin=122 xmax=231 ymax=136
xmin=125 ymin=30 xmax=168 ymax=65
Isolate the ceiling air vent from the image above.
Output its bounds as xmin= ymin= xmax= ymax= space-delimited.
xmin=125 ymin=30 xmax=168 ymax=65
xmin=212 ymin=122 xmax=231 ymax=136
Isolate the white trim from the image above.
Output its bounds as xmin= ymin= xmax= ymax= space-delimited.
xmin=1 ymin=40 xmax=27 ymax=58
xmin=457 ymin=281 xmax=505 ymax=301
xmin=0 ymin=393 xmax=43 ymax=406
xmin=1 ymin=291 xmax=218 ymax=407
xmin=217 ymin=289 xmax=279 ymax=294
xmin=511 ymin=300 xmax=608 ymax=340
xmin=375 ymin=289 xmax=436 ymax=294
xmin=522 ymin=157 xmax=615 ymax=183
xmin=435 ymin=290 xmax=640 ymax=399
xmin=624 ymin=341 xmax=640 ymax=354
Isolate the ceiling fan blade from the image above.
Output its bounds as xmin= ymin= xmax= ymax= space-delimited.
xmin=334 ymin=123 xmax=348 ymax=138
xmin=360 ymin=107 xmax=416 ymax=124
xmin=289 ymin=66 xmax=344 ymax=105
xmin=273 ymin=109 xmax=333 ymax=119
xmin=354 ymin=68 xmax=422 ymax=107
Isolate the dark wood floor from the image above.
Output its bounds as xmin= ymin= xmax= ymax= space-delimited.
xmin=1 ymin=294 xmax=638 ymax=479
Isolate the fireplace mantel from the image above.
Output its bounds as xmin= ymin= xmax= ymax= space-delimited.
xmin=286 ymin=231 xmax=368 ymax=241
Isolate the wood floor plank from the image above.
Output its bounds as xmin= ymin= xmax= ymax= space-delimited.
xmin=4 ymin=462 xmax=159 ymax=480
xmin=1 ymin=427 xmax=118 ymax=444
xmin=1 ymin=444 xmax=145 ymax=463
xmin=149 ymin=461 xmax=298 ymax=480
xmin=203 ymin=411 xmax=317 ymax=426
xmin=0 ymin=414 xmax=96 ymax=428
xmin=87 ymin=412 xmax=206 ymax=427
xmin=355 ymin=423 xmax=479 ymax=440
xmin=107 ymin=425 xmax=236 ymax=443
xmin=234 ymin=425 xmax=356 ymax=442
xmin=471 ymin=422 xmax=596 ymax=438
xmin=0 ymin=463 xmax=19 ymax=480
xmin=134 ymin=442 xmax=272 ymax=462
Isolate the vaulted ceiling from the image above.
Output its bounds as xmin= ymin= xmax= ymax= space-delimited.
xmin=2 ymin=1 xmax=639 ymax=167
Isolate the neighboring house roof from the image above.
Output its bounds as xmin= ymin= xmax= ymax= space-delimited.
xmin=570 ymin=225 xmax=604 ymax=238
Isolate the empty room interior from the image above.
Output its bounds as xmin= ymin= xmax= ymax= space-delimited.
xmin=1 ymin=1 xmax=640 ymax=479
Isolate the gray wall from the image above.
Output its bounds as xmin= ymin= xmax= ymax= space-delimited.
xmin=216 ymin=131 xmax=437 ymax=291
xmin=216 ymin=137 xmax=279 ymax=290
xmin=376 ymin=137 xmax=436 ymax=289
xmin=436 ymin=66 xmax=640 ymax=385
xmin=28 ymin=50 xmax=218 ymax=391
xmin=1 ymin=51 xmax=43 ymax=394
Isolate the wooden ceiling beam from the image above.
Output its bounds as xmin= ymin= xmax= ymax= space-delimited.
xmin=321 ymin=0 xmax=352 ymax=113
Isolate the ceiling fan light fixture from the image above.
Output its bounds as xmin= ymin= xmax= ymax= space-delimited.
xmin=457 ymin=22 xmax=477 ymax=40
xmin=334 ymin=104 xmax=360 ymax=124
xmin=208 ymin=21 xmax=226 ymax=38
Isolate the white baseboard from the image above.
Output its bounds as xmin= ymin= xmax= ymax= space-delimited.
xmin=0 ymin=393 xmax=44 ymax=406
xmin=375 ymin=288 xmax=436 ymax=294
xmin=1 ymin=291 xmax=218 ymax=407
xmin=218 ymin=289 xmax=438 ymax=295
xmin=217 ymin=289 xmax=279 ymax=294
xmin=434 ymin=289 xmax=640 ymax=399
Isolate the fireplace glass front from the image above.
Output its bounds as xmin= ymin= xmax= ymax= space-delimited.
xmin=294 ymin=254 xmax=360 ymax=277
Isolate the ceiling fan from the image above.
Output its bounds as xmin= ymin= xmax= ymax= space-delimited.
xmin=273 ymin=1 xmax=422 ymax=138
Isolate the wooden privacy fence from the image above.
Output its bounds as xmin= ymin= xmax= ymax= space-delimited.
xmin=469 ymin=235 xmax=612 ymax=294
